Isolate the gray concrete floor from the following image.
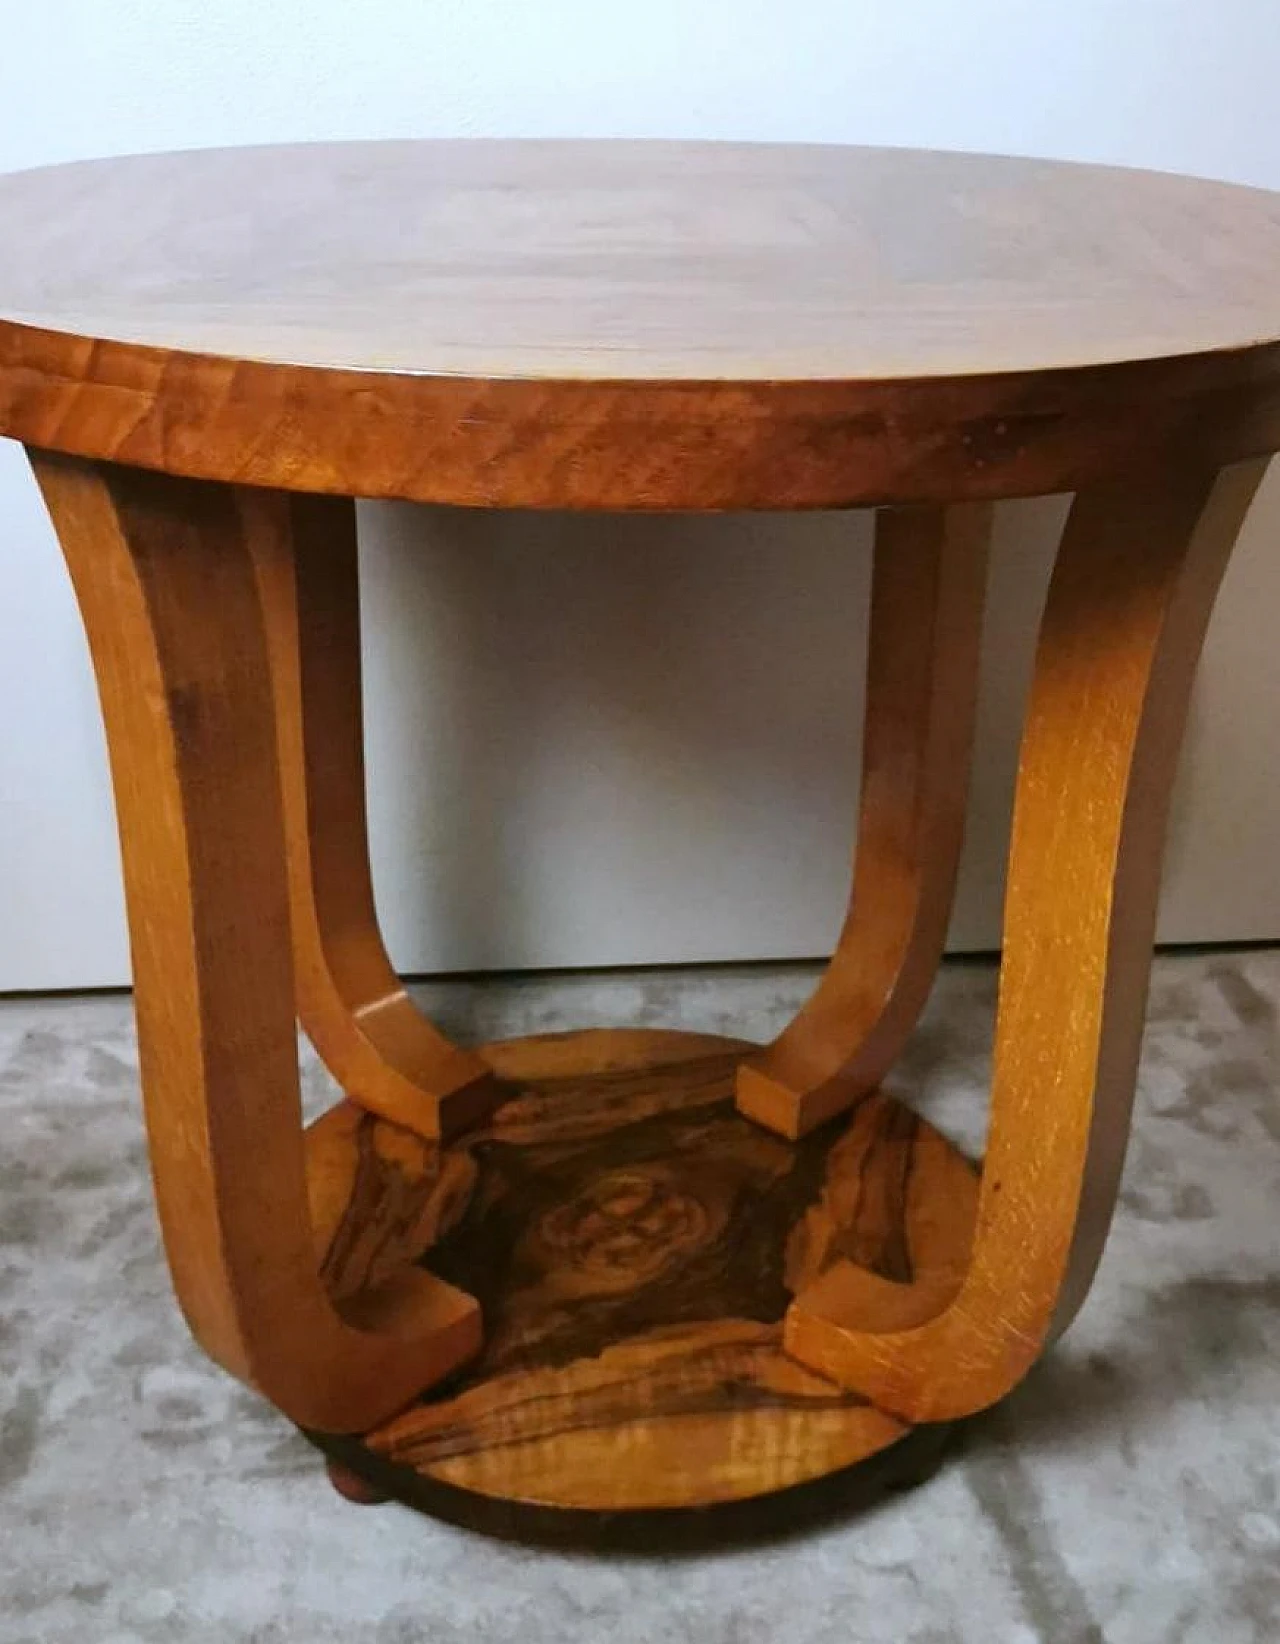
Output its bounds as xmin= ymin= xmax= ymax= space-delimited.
xmin=0 ymin=953 xmax=1277 ymax=1642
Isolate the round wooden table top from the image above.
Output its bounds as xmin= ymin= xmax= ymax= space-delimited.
xmin=3 ymin=139 xmax=1280 ymax=509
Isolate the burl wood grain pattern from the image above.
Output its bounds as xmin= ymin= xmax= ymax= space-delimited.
xmin=4 ymin=143 xmax=1280 ymax=509
xmin=737 ymin=501 xmax=991 ymax=1139
xmin=303 ymin=1029 xmax=978 ymax=1517
xmin=32 ymin=451 xmax=482 ymax=1434
xmin=786 ymin=459 xmax=1270 ymax=1422
xmin=245 ymin=488 xmax=498 ymax=1140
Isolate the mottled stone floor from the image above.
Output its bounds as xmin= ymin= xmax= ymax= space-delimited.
xmin=0 ymin=952 xmax=1277 ymax=1643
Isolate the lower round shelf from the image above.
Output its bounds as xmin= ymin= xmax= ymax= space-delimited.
xmin=302 ymin=1028 xmax=978 ymax=1542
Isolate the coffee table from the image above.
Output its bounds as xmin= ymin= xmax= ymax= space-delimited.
xmin=2 ymin=139 xmax=1277 ymax=1540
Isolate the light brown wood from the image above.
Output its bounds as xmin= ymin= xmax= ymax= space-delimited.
xmin=30 ymin=450 xmax=482 ymax=1434
xmin=299 ymin=1027 xmax=978 ymax=1522
xmin=737 ymin=502 xmax=991 ymax=1139
xmin=3 ymin=143 xmax=1280 ymax=509
xmin=245 ymin=489 xmax=497 ymax=1139
xmin=9 ymin=140 xmax=1280 ymax=1531
xmin=785 ymin=457 xmax=1270 ymax=1422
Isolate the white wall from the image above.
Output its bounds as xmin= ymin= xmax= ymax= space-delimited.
xmin=3 ymin=2 xmax=1280 ymax=988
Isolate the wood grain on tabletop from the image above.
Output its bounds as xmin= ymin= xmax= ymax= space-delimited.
xmin=3 ymin=141 xmax=1280 ymax=507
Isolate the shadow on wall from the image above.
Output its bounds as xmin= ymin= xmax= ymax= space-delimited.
xmin=354 ymin=496 xmax=1064 ymax=976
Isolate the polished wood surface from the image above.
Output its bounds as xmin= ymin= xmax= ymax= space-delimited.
xmin=302 ymin=1027 xmax=977 ymax=1519
xmin=11 ymin=139 xmax=1280 ymax=1533
xmin=786 ymin=457 xmax=1270 ymax=1422
xmin=246 ymin=489 xmax=498 ymax=1140
xmin=4 ymin=142 xmax=1280 ymax=507
xmin=7 ymin=141 xmax=1280 ymax=379
xmin=737 ymin=502 xmax=991 ymax=1139
xmin=32 ymin=452 xmax=482 ymax=1434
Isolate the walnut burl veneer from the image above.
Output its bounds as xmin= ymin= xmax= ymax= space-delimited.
xmin=308 ymin=1029 xmax=973 ymax=1538
xmin=4 ymin=140 xmax=1278 ymax=1537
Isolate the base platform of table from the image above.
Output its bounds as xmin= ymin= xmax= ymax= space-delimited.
xmin=298 ymin=1027 xmax=977 ymax=1541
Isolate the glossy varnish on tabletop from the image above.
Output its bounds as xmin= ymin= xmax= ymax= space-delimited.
xmin=4 ymin=141 xmax=1280 ymax=506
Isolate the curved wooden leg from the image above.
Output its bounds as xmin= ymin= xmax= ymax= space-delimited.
xmin=783 ymin=459 xmax=1270 ymax=1421
xmin=736 ymin=502 xmax=992 ymax=1140
xmin=32 ymin=451 xmax=482 ymax=1433
xmin=244 ymin=491 xmax=497 ymax=1141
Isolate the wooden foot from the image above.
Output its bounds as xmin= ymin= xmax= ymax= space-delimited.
xmin=325 ymin=1460 xmax=390 ymax=1506
xmin=784 ymin=458 xmax=1270 ymax=1422
xmin=300 ymin=1027 xmax=978 ymax=1527
xmin=246 ymin=491 xmax=498 ymax=1142
xmin=736 ymin=502 xmax=991 ymax=1139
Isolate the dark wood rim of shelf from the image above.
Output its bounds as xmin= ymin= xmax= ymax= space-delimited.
xmin=6 ymin=321 xmax=1280 ymax=511
xmin=308 ymin=1421 xmax=956 ymax=1550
